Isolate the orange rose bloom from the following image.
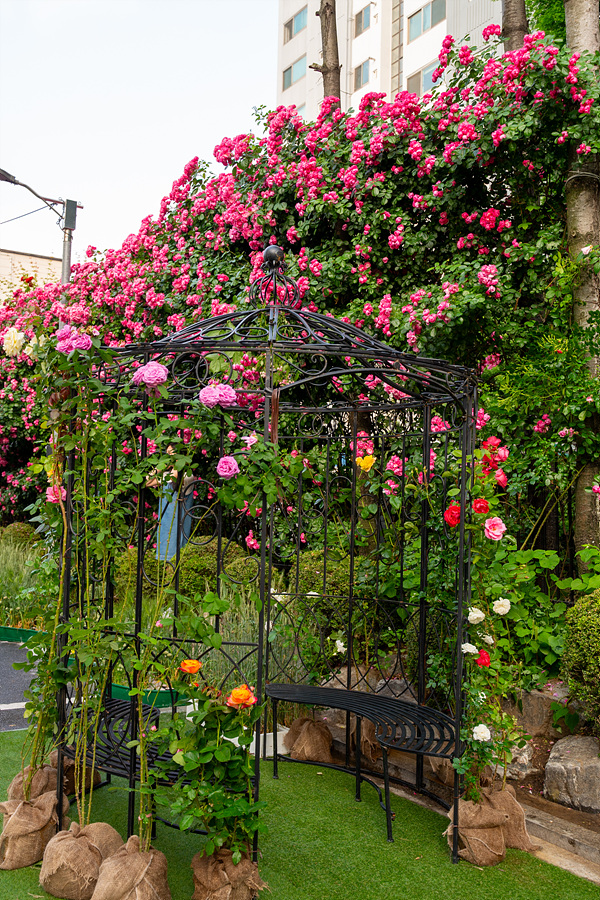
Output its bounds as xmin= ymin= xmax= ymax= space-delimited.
xmin=180 ymin=659 xmax=201 ymax=675
xmin=226 ymin=684 xmax=257 ymax=708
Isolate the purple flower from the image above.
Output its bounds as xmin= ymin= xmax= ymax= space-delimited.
xmin=199 ymin=383 xmax=237 ymax=408
xmin=216 ymin=456 xmax=240 ymax=479
xmin=132 ymin=361 xmax=169 ymax=390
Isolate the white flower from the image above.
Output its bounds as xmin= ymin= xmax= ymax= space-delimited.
xmin=482 ymin=634 xmax=494 ymax=646
xmin=472 ymin=724 xmax=491 ymax=742
xmin=468 ymin=607 xmax=485 ymax=625
xmin=24 ymin=334 xmax=46 ymax=358
xmin=3 ymin=327 xmax=25 ymax=357
xmin=461 ymin=643 xmax=478 ymax=654
xmin=335 ymin=640 xmax=346 ymax=654
xmin=493 ymin=598 xmax=511 ymax=615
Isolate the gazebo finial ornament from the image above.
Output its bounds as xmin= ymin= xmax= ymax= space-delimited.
xmin=249 ymin=244 xmax=302 ymax=309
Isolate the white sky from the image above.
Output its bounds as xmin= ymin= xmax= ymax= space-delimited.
xmin=0 ymin=0 xmax=278 ymax=262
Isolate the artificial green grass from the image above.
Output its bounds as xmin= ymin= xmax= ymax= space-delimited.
xmin=0 ymin=729 xmax=597 ymax=900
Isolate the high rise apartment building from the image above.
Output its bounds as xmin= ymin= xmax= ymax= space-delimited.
xmin=277 ymin=1 xmax=502 ymax=120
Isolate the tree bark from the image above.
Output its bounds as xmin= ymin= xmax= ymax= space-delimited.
xmin=564 ymin=0 xmax=600 ymax=552
xmin=310 ymin=0 xmax=341 ymax=101
xmin=503 ymin=0 xmax=529 ymax=51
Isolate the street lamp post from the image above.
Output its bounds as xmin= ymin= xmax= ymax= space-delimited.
xmin=0 ymin=167 xmax=82 ymax=284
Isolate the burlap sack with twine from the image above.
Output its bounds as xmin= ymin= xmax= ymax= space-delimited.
xmin=445 ymin=798 xmax=509 ymax=866
xmin=0 ymin=791 xmax=70 ymax=870
xmin=283 ymin=717 xmax=333 ymax=764
xmin=481 ymin=785 xmax=540 ymax=852
xmin=40 ymin=821 xmax=124 ymax=900
xmin=90 ymin=834 xmax=171 ymax=900
xmin=7 ymin=763 xmax=59 ymax=801
xmin=49 ymin=751 xmax=102 ymax=796
xmin=350 ymin=715 xmax=380 ymax=763
xmin=191 ymin=849 xmax=267 ymax=900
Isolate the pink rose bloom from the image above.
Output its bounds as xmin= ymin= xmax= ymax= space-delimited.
xmin=132 ymin=360 xmax=169 ymax=388
xmin=484 ymin=516 xmax=507 ymax=540
xmin=46 ymin=484 xmax=66 ymax=503
xmin=215 ymin=384 xmax=237 ymax=407
xmin=592 ymin=484 xmax=600 ymax=494
xmin=71 ymin=332 xmax=92 ymax=351
xmin=496 ymin=446 xmax=509 ymax=462
xmin=56 ymin=338 xmax=75 ymax=353
xmin=216 ymin=455 xmax=240 ymax=479
xmin=494 ymin=468 xmax=508 ymax=488
xmin=55 ymin=325 xmax=74 ymax=341
xmin=241 ymin=433 xmax=258 ymax=448
xmin=199 ymin=385 xmax=221 ymax=408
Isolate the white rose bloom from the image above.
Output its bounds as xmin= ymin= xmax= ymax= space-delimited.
xmin=482 ymin=634 xmax=494 ymax=646
xmin=468 ymin=607 xmax=485 ymax=625
xmin=493 ymin=598 xmax=511 ymax=615
xmin=461 ymin=643 xmax=478 ymax=654
xmin=3 ymin=327 xmax=25 ymax=357
xmin=472 ymin=724 xmax=491 ymax=742
xmin=335 ymin=640 xmax=346 ymax=654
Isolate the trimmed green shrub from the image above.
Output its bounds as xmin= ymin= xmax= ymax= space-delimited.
xmin=1 ymin=521 xmax=39 ymax=547
xmin=294 ymin=549 xmax=351 ymax=597
xmin=114 ymin=541 xmax=249 ymax=605
xmin=563 ymin=589 xmax=600 ymax=736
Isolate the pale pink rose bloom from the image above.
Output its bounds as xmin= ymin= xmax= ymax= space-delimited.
xmin=199 ymin=385 xmax=221 ymax=407
xmin=216 ymin=456 xmax=240 ymax=479
xmin=241 ymin=433 xmax=258 ymax=448
xmin=215 ymin=384 xmax=237 ymax=407
xmin=132 ymin=360 xmax=169 ymax=388
xmin=484 ymin=516 xmax=506 ymax=540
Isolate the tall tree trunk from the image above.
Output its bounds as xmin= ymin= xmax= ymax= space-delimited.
xmin=309 ymin=0 xmax=341 ymax=101
xmin=503 ymin=0 xmax=529 ymax=51
xmin=564 ymin=0 xmax=600 ymax=552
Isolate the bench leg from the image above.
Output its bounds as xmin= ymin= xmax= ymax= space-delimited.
xmin=382 ymin=747 xmax=394 ymax=842
xmin=272 ymin=699 xmax=279 ymax=779
xmin=355 ymin=716 xmax=361 ymax=802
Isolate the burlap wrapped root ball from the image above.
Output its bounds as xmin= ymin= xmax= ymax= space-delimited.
xmin=7 ymin=763 xmax=59 ymax=801
xmin=480 ymin=785 xmax=540 ymax=852
xmin=0 ymin=791 xmax=70 ymax=870
xmin=40 ymin=821 xmax=124 ymax=900
xmin=90 ymin=834 xmax=171 ymax=900
xmin=191 ymin=849 xmax=267 ymax=900
xmin=283 ymin=716 xmax=333 ymax=764
xmin=49 ymin=750 xmax=102 ymax=796
xmin=445 ymin=799 xmax=509 ymax=866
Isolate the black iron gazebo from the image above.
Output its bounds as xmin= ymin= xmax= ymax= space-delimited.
xmin=57 ymin=246 xmax=477 ymax=861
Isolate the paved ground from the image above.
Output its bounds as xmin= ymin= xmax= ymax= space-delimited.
xmin=0 ymin=641 xmax=33 ymax=731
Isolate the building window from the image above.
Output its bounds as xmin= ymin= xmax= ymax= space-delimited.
xmin=283 ymin=55 xmax=307 ymax=91
xmin=355 ymin=4 xmax=371 ymax=37
xmin=296 ymin=104 xmax=306 ymax=118
xmin=406 ymin=61 xmax=438 ymax=97
xmin=354 ymin=59 xmax=370 ymax=91
xmin=284 ymin=6 xmax=308 ymax=43
xmin=408 ymin=0 xmax=445 ymax=42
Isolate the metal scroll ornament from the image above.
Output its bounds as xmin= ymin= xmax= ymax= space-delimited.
xmin=249 ymin=245 xmax=302 ymax=309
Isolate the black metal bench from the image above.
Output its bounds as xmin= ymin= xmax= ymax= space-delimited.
xmin=266 ymin=683 xmax=461 ymax=843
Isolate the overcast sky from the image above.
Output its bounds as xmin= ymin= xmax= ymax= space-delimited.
xmin=0 ymin=0 xmax=278 ymax=262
